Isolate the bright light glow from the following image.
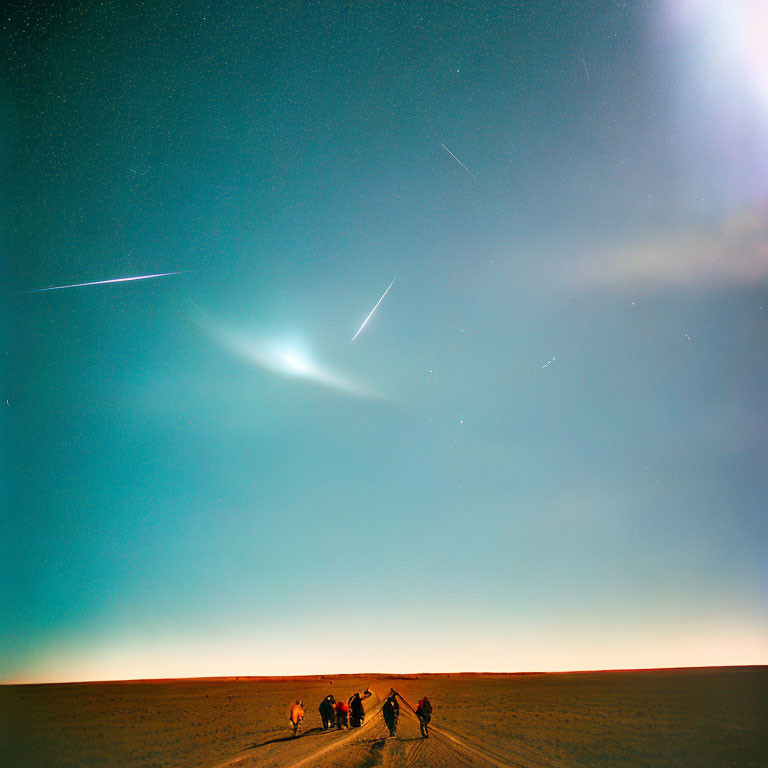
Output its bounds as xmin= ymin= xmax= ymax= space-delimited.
xmin=194 ymin=311 xmax=380 ymax=399
xmin=277 ymin=350 xmax=314 ymax=377
xmin=655 ymin=1 xmax=768 ymax=207
xmin=660 ymin=1 xmax=768 ymax=112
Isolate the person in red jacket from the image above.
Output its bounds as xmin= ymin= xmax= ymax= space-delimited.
xmin=415 ymin=696 xmax=433 ymax=738
xmin=334 ymin=698 xmax=350 ymax=729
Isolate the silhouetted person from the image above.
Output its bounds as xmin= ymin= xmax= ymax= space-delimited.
xmin=289 ymin=700 xmax=305 ymax=737
xmin=382 ymin=689 xmax=399 ymax=737
xmin=348 ymin=692 xmax=365 ymax=727
xmin=334 ymin=698 xmax=349 ymax=729
xmin=319 ymin=694 xmax=335 ymax=730
xmin=415 ymin=695 xmax=433 ymax=738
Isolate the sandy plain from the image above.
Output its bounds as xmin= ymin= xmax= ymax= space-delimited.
xmin=2 ymin=667 xmax=766 ymax=767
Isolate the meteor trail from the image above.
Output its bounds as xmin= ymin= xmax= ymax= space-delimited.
xmin=542 ymin=356 xmax=556 ymax=368
xmin=581 ymin=56 xmax=591 ymax=87
xmin=23 ymin=271 xmax=188 ymax=294
xmin=351 ymin=276 xmax=397 ymax=342
xmin=440 ymin=143 xmax=477 ymax=180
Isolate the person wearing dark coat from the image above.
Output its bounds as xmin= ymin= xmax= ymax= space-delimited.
xmin=382 ymin=689 xmax=400 ymax=737
xmin=348 ymin=692 xmax=365 ymax=727
xmin=319 ymin=694 xmax=336 ymax=730
xmin=415 ymin=696 xmax=433 ymax=738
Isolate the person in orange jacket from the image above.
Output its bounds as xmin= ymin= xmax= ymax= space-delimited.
xmin=289 ymin=700 xmax=305 ymax=737
xmin=415 ymin=696 xmax=433 ymax=738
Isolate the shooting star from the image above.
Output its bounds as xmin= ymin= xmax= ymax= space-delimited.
xmin=351 ymin=276 xmax=397 ymax=342
xmin=23 ymin=271 xmax=188 ymax=294
xmin=685 ymin=333 xmax=692 ymax=342
xmin=542 ymin=356 xmax=556 ymax=368
xmin=580 ymin=56 xmax=591 ymax=87
xmin=440 ymin=143 xmax=477 ymax=181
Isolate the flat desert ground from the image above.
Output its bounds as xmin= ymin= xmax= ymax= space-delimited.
xmin=3 ymin=667 xmax=766 ymax=767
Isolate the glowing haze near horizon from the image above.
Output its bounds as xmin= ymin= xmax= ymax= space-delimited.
xmin=4 ymin=0 xmax=767 ymax=683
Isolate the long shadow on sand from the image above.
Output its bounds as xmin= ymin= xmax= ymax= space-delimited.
xmin=360 ymin=738 xmax=386 ymax=768
xmin=242 ymin=726 xmax=334 ymax=751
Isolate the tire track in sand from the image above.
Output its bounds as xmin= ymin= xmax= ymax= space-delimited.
xmin=397 ymin=705 xmax=570 ymax=768
xmin=359 ymin=711 xmax=504 ymax=768
xmin=207 ymin=688 xmax=568 ymax=768
xmin=423 ymin=724 xmax=532 ymax=768
xmin=281 ymin=701 xmax=386 ymax=768
xmin=206 ymin=689 xmax=384 ymax=768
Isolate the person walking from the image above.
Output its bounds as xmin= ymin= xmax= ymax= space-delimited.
xmin=334 ymin=698 xmax=350 ymax=729
xmin=319 ymin=694 xmax=335 ymax=730
xmin=415 ymin=695 xmax=433 ymax=738
xmin=348 ymin=692 xmax=365 ymax=727
xmin=289 ymin=700 xmax=305 ymax=737
xmin=382 ymin=689 xmax=400 ymax=737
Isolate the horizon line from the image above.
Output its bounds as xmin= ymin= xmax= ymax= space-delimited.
xmin=3 ymin=663 xmax=765 ymax=687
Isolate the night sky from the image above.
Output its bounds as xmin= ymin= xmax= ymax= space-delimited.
xmin=4 ymin=1 xmax=767 ymax=683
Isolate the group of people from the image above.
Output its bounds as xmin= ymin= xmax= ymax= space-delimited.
xmin=382 ymin=689 xmax=433 ymax=738
xmin=318 ymin=689 xmax=371 ymax=730
xmin=289 ymin=688 xmax=433 ymax=739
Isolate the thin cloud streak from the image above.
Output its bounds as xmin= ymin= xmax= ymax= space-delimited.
xmin=577 ymin=208 xmax=768 ymax=288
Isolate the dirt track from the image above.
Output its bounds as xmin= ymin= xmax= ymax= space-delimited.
xmin=205 ymin=686 xmax=530 ymax=768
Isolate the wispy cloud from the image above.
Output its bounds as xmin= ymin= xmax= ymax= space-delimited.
xmin=577 ymin=207 xmax=768 ymax=288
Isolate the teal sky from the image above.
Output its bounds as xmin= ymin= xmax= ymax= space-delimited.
xmin=4 ymin=0 xmax=768 ymax=682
